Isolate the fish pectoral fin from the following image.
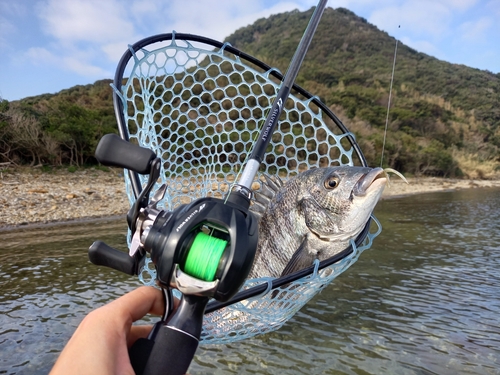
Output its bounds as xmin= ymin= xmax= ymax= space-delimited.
xmin=280 ymin=235 xmax=317 ymax=277
xmin=300 ymin=197 xmax=338 ymax=236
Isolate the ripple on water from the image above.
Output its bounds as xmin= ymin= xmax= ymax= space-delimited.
xmin=2 ymin=190 xmax=500 ymax=374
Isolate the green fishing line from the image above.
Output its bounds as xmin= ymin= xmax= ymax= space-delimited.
xmin=184 ymin=232 xmax=228 ymax=281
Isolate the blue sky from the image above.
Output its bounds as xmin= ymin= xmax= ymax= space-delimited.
xmin=1 ymin=0 xmax=498 ymax=101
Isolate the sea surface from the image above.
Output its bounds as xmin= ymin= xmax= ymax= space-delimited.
xmin=1 ymin=187 xmax=499 ymax=374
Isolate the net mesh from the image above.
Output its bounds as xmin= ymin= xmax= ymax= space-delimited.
xmin=113 ymin=34 xmax=381 ymax=344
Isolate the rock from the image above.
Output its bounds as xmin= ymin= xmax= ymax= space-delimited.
xmin=28 ymin=188 xmax=49 ymax=193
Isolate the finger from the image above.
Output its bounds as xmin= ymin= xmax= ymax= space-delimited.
xmin=105 ymin=286 xmax=165 ymax=323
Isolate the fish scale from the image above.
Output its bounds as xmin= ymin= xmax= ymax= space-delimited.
xmin=249 ymin=166 xmax=387 ymax=279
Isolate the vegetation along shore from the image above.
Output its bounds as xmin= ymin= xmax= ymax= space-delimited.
xmin=1 ymin=167 xmax=499 ymax=230
xmin=1 ymin=8 xmax=499 ymax=180
xmin=1 ymin=8 xmax=499 ymax=229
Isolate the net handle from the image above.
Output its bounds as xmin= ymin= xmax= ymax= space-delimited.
xmin=111 ymin=32 xmax=368 ymax=199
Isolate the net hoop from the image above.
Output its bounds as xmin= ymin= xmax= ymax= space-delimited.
xmin=111 ymin=32 xmax=381 ymax=343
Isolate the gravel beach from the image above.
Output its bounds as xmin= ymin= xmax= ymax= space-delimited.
xmin=0 ymin=168 xmax=129 ymax=228
xmin=1 ymin=168 xmax=500 ymax=230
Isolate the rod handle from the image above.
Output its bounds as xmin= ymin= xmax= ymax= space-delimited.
xmin=130 ymin=325 xmax=198 ymax=375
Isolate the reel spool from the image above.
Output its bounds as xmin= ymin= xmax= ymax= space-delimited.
xmin=184 ymin=231 xmax=228 ymax=282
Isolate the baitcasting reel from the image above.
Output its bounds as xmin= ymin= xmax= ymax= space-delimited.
xmin=89 ymin=134 xmax=258 ymax=375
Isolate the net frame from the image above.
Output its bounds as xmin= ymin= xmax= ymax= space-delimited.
xmin=111 ymin=32 xmax=381 ymax=344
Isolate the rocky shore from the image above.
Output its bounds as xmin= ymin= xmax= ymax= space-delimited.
xmin=0 ymin=168 xmax=129 ymax=229
xmin=1 ymin=168 xmax=500 ymax=230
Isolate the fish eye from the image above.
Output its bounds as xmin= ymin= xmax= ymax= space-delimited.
xmin=324 ymin=176 xmax=340 ymax=189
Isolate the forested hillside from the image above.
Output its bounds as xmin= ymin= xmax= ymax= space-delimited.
xmin=1 ymin=7 xmax=499 ymax=178
xmin=0 ymin=80 xmax=115 ymax=167
xmin=225 ymin=7 xmax=500 ymax=178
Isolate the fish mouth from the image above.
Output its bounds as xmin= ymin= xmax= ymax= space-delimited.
xmin=353 ymin=167 xmax=387 ymax=196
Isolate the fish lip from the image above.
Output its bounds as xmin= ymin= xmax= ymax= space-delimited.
xmin=354 ymin=167 xmax=385 ymax=196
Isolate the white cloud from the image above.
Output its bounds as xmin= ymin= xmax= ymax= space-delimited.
xmin=24 ymin=46 xmax=109 ymax=78
xmin=400 ymin=36 xmax=439 ymax=56
xmin=28 ymin=0 xmax=140 ymax=79
xmin=335 ymin=0 xmax=478 ymax=13
xmin=130 ymin=0 xmax=160 ymax=17
xmin=25 ymin=47 xmax=59 ymax=65
xmin=0 ymin=2 xmax=28 ymax=49
xmin=31 ymin=0 xmax=314 ymax=72
xmin=459 ymin=17 xmax=492 ymax=42
xmin=37 ymin=0 xmax=135 ymax=44
xmin=101 ymin=42 xmax=131 ymax=63
xmin=168 ymin=0 xmax=300 ymax=40
xmin=369 ymin=1 xmax=452 ymax=38
xmin=438 ymin=0 xmax=478 ymax=12
xmin=485 ymin=0 xmax=500 ymax=16
xmin=0 ymin=1 xmax=27 ymax=16
xmin=0 ymin=16 xmax=15 ymax=48
xmin=2 ymin=0 xmax=498 ymax=101
xmin=332 ymin=0 xmax=393 ymax=8
xmin=126 ymin=0 xmax=309 ymax=42
xmin=62 ymin=57 xmax=110 ymax=77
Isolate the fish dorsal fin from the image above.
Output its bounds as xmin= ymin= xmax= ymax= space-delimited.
xmin=249 ymin=174 xmax=284 ymax=221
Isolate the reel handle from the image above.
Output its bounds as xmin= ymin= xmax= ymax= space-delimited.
xmin=95 ymin=134 xmax=156 ymax=174
xmin=88 ymin=240 xmax=144 ymax=275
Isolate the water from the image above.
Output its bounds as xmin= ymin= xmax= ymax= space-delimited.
xmin=1 ymin=188 xmax=500 ymax=374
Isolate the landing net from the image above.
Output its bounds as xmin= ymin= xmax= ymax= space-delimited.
xmin=112 ymin=32 xmax=381 ymax=344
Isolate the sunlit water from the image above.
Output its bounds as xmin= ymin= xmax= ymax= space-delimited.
xmin=1 ymin=188 xmax=499 ymax=374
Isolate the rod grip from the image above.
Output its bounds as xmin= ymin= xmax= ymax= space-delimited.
xmin=95 ymin=134 xmax=156 ymax=174
xmin=133 ymin=325 xmax=199 ymax=375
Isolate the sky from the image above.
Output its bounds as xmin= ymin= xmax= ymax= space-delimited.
xmin=0 ymin=0 xmax=499 ymax=101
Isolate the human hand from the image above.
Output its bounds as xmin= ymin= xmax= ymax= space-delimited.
xmin=50 ymin=286 xmax=167 ymax=375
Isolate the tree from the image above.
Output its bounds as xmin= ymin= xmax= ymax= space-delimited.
xmin=45 ymin=104 xmax=110 ymax=166
xmin=0 ymin=103 xmax=57 ymax=165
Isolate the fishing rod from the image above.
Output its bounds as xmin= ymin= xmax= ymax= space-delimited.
xmin=89 ymin=1 xmax=329 ymax=374
xmin=237 ymin=0 xmax=328 ymax=192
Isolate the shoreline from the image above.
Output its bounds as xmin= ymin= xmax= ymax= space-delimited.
xmin=0 ymin=168 xmax=130 ymax=230
xmin=380 ymin=176 xmax=500 ymax=199
xmin=2 ymin=168 xmax=500 ymax=231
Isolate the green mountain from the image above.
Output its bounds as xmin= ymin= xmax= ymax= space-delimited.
xmin=225 ymin=7 xmax=500 ymax=178
xmin=1 ymin=7 xmax=499 ymax=178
